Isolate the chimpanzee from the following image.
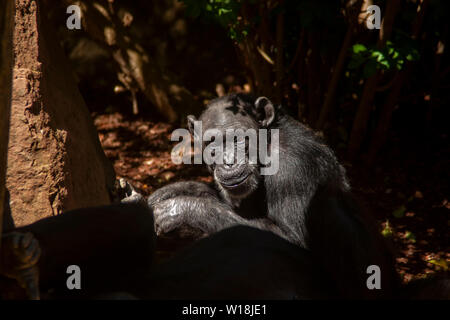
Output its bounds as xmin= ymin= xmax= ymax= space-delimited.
xmin=0 ymin=184 xmax=333 ymax=300
xmin=147 ymin=93 xmax=399 ymax=298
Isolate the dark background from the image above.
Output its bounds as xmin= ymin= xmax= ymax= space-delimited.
xmin=46 ymin=0 xmax=448 ymax=283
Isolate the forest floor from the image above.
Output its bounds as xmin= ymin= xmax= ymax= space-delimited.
xmin=94 ymin=112 xmax=449 ymax=284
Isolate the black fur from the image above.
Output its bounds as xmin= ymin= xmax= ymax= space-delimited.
xmin=148 ymin=93 xmax=398 ymax=298
xmin=1 ymin=203 xmax=155 ymax=299
xmin=139 ymin=226 xmax=335 ymax=299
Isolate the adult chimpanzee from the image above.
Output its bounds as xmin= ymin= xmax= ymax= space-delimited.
xmin=147 ymin=93 xmax=398 ymax=299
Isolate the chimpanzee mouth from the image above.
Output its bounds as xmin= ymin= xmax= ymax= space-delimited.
xmin=220 ymin=173 xmax=250 ymax=189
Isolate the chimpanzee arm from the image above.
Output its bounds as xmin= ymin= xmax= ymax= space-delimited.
xmin=147 ymin=181 xmax=220 ymax=205
xmin=148 ymin=181 xmax=285 ymax=238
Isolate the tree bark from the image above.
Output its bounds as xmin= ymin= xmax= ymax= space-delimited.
xmin=316 ymin=0 xmax=364 ymax=129
xmin=316 ymin=26 xmax=353 ymax=129
xmin=0 ymin=0 xmax=15 ymax=248
xmin=305 ymin=32 xmax=321 ymax=125
xmin=239 ymin=2 xmax=274 ymax=98
xmin=7 ymin=0 xmax=116 ymax=227
xmin=294 ymin=29 xmax=306 ymax=119
xmin=425 ymin=26 xmax=446 ymax=129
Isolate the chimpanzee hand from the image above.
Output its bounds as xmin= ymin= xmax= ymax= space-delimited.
xmin=148 ymin=181 xmax=226 ymax=236
xmin=148 ymin=181 xmax=286 ymax=239
xmin=112 ymin=178 xmax=146 ymax=205
xmin=148 ymin=182 xmax=235 ymax=236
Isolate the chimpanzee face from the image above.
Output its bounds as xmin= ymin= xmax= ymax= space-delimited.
xmin=188 ymin=94 xmax=275 ymax=201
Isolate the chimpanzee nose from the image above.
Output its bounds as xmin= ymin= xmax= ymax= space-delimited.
xmin=224 ymin=161 xmax=236 ymax=169
xmin=223 ymin=150 xmax=236 ymax=169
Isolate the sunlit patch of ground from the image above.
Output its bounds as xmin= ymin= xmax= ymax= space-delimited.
xmin=95 ymin=113 xmax=212 ymax=196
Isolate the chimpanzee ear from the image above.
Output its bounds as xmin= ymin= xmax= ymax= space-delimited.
xmin=255 ymin=96 xmax=275 ymax=127
xmin=187 ymin=115 xmax=198 ymax=137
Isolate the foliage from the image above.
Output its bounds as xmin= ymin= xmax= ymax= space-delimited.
xmin=427 ymin=259 xmax=449 ymax=271
xmin=349 ymin=40 xmax=419 ymax=78
xmin=181 ymin=0 xmax=343 ymax=41
xmin=404 ymin=230 xmax=416 ymax=243
xmin=181 ymin=0 xmax=248 ymax=40
xmin=381 ymin=220 xmax=393 ymax=238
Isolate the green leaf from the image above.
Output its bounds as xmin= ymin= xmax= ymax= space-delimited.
xmin=379 ymin=59 xmax=390 ymax=69
xmin=229 ymin=28 xmax=237 ymax=40
xmin=218 ymin=8 xmax=231 ymax=15
xmin=427 ymin=259 xmax=449 ymax=271
xmin=404 ymin=231 xmax=416 ymax=243
xmin=406 ymin=51 xmax=419 ymax=61
xmin=371 ymin=50 xmax=384 ymax=61
xmin=352 ymin=44 xmax=367 ymax=54
xmin=381 ymin=220 xmax=393 ymax=238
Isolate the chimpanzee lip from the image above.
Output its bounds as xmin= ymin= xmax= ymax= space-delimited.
xmin=220 ymin=173 xmax=250 ymax=188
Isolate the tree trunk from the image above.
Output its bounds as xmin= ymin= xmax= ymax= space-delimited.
xmin=238 ymin=2 xmax=274 ymax=98
xmin=316 ymin=26 xmax=353 ymax=129
xmin=425 ymin=26 xmax=446 ymax=129
xmin=295 ymin=29 xmax=306 ymax=119
xmin=6 ymin=0 xmax=116 ymax=227
xmin=274 ymin=0 xmax=285 ymax=103
xmin=76 ymin=0 xmax=199 ymax=124
xmin=0 ymin=0 xmax=15 ymax=247
xmin=306 ymin=32 xmax=321 ymax=126
xmin=316 ymin=0 xmax=364 ymax=129
xmin=347 ymin=0 xmax=401 ymax=158
xmin=367 ymin=0 xmax=430 ymax=164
